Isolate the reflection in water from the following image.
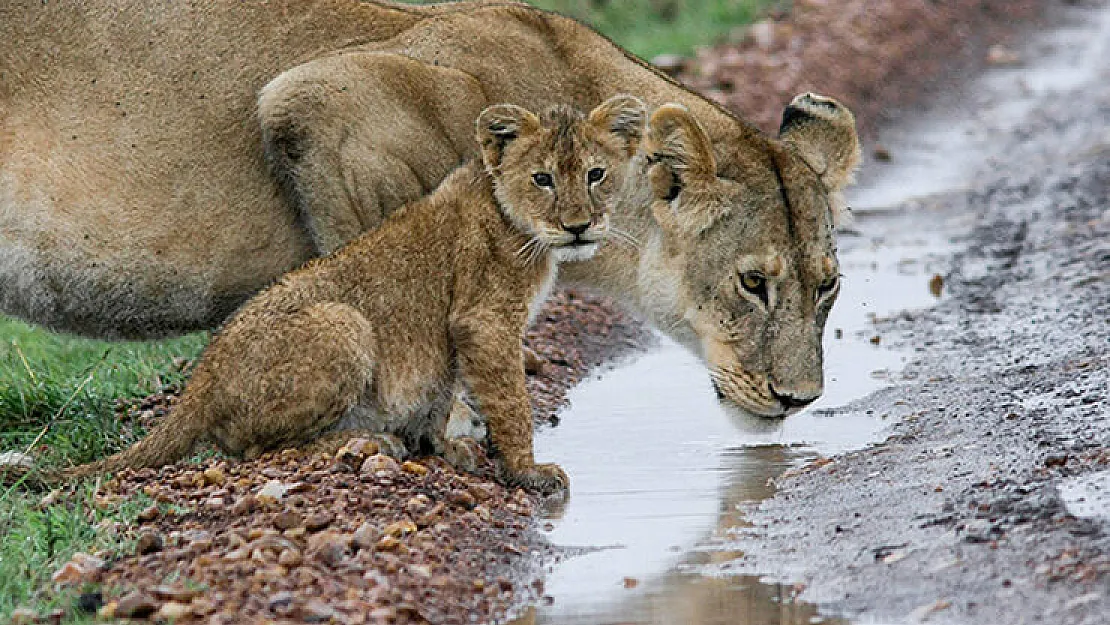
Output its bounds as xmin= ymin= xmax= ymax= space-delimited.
xmin=534 ymin=446 xmax=847 ymax=625
xmin=529 ymin=210 xmax=950 ymax=624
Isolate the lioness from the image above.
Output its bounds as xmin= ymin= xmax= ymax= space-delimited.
xmin=0 ymin=1 xmax=860 ymax=416
xmin=55 ymin=95 xmax=647 ymax=493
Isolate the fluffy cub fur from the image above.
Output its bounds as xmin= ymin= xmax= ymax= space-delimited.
xmin=58 ymin=95 xmax=646 ymax=493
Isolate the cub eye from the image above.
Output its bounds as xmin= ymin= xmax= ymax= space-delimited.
xmin=587 ymin=167 xmax=606 ymax=184
xmin=532 ymin=172 xmax=554 ymax=188
xmin=739 ymin=272 xmax=768 ymax=303
xmin=817 ymin=275 xmax=840 ymax=297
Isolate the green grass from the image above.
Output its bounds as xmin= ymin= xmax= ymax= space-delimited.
xmin=0 ymin=316 xmax=205 ymax=620
xmin=409 ymin=0 xmax=780 ymax=60
xmin=0 ymin=484 xmax=152 ymax=622
xmin=0 ymin=316 xmax=206 ymax=468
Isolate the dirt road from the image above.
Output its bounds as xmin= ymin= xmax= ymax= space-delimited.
xmin=725 ymin=3 xmax=1110 ymax=624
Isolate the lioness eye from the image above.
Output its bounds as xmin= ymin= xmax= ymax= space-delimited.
xmin=587 ymin=167 xmax=606 ymax=183
xmin=739 ymin=272 xmax=767 ymax=303
xmin=532 ymin=172 xmax=554 ymax=188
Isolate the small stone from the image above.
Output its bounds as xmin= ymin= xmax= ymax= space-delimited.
xmin=308 ymin=531 xmax=350 ymax=567
xmin=278 ymin=548 xmax=302 ymax=567
xmin=870 ymin=335 xmax=882 ymax=345
xmin=375 ymin=535 xmax=401 ymax=551
xmin=448 ymin=490 xmax=477 ymax=509
xmin=268 ymin=590 xmax=295 ymax=612
xmin=257 ymin=480 xmax=291 ymax=503
xmin=301 ymin=599 xmax=336 ymax=622
xmin=115 ymin=591 xmax=157 ymax=619
xmin=623 ymin=576 xmax=640 ymax=589
xmin=156 ymin=602 xmax=193 ymax=621
xmin=401 ymin=460 xmax=429 ymax=476
xmin=137 ymin=504 xmax=160 ymax=522
xmin=202 ymin=467 xmax=226 ymax=486
xmin=650 ymin=53 xmax=687 ymax=76
xmin=468 ymin=482 xmax=497 ymax=502
xmin=273 ymin=511 xmax=302 ymax=531
xmin=304 ymin=511 xmax=334 ymax=531
xmin=97 ymin=602 xmax=118 ymax=620
xmin=51 ymin=553 xmax=105 ymax=586
xmin=352 ymin=522 xmax=382 ymax=550
xmin=136 ymin=529 xmax=164 ymax=555
xmin=360 ymin=454 xmax=400 ymax=476
xmin=337 ymin=438 xmax=379 ymax=467
xmin=383 ymin=520 xmax=417 ymax=538
xmin=986 ymin=44 xmax=1021 ymax=65
xmin=873 ymin=145 xmax=893 ymax=162
xmin=928 ymin=274 xmax=944 ymax=297
xmin=9 ymin=608 xmax=37 ymax=625
xmin=150 ymin=585 xmax=201 ymax=602
xmin=0 ymin=451 xmax=34 ymax=469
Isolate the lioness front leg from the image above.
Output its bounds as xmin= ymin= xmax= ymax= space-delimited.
xmin=258 ymin=51 xmax=486 ymax=255
xmin=453 ymin=317 xmax=568 ymax=494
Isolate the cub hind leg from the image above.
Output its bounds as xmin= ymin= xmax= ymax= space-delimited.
xmin=210 ymin=302 xmax=378 ymax=459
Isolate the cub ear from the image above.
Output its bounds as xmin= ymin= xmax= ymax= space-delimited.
xmin=476 ymin=104 xmax=541 ymax=172
xmin=641 ymin=103 xmax=717 ymax=203
xmin=588 ymin=94 xmax=647 ymax=155
xmin=779 ymin=93 xmax=861 ymax=223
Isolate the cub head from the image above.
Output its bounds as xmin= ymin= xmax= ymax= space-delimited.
xmin=640 ymin=93 xmax=861 ymax=418
xmin=476 ymin=95 xmax=646 ymax=262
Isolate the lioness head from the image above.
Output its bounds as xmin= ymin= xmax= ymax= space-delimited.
xmin=477 ymin=95 xmax=646 ymax=262
xmin=639 ymin=93 xmax=861 ymax=417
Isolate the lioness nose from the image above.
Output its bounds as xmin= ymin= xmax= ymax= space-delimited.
xmin=562 ymin=222 xmax=590 ymax=236
xmin=769 ymin=386 xmax=818 ymax=409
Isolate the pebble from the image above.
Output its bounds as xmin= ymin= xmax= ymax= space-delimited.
xmin=136 ymin=529 xmax=164 ymax=555
xmin=115 ymin=591 xmax=158 ymax=619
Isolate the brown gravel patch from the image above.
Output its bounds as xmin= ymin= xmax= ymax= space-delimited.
xmin=25 ymin=2 xmax=1052 ymax=622
xmin=675 ymin=0 xmax=1044 ymax=137
xmin=53 ymin=447 xmax=549 ymax=624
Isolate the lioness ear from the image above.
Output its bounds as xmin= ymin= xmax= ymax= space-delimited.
xmin=779 ymin=93 xmax=861 ymax=224
xmin=588 ymin=94 xmax=647 ymax=155
xmin=641 ymin=104 xmax=717 ymax=203
xmin=476 ymin=104 xmax=541 ymax=172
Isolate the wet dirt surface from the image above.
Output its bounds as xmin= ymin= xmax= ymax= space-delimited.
xmin=720 ymin=2 xmax=1110 ymax=623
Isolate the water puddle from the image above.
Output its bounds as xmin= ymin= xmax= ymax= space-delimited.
xmin=528 ymin=208 xmax=953 ymax=624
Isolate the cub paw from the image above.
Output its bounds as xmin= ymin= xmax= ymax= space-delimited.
xmin=506 ymin=463 xmax=569 ymax=495
xmin=443 ymin=437 xmax=484 ymax=474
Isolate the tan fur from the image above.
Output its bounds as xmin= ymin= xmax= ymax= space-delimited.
xmin=56 ymin=96 xmax=646 ymax=493
xmin=0 ymin=1 xmax=859 ymax=414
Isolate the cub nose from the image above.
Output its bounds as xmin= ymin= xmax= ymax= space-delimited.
xmin=562 ymin=222 xmax=590 ymax=236
xmin=769 ymin=386 xmax=818 ymax=410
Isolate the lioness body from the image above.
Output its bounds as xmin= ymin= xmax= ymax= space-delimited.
xmin=0 ymin=0 xmax=860 ymax=414
xmin=59 ymin=97 xmax=645 ymax=492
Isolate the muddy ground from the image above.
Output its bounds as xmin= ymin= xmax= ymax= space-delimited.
xmin=726 ymin=3 xmax=1110 ymax=624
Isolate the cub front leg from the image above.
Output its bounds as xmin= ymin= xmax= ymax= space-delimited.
xmin=452 ymin=316 xmax=568 ymax=495
xmin=258 ymin=51 xmax=486 ymax=255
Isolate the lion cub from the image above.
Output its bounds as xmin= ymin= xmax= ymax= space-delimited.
xmin=56 ymin=95 xmax=646 ymax=493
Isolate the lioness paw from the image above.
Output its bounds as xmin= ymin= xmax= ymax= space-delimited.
xmin=507 ymin=462 xmax=569 ymax=495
